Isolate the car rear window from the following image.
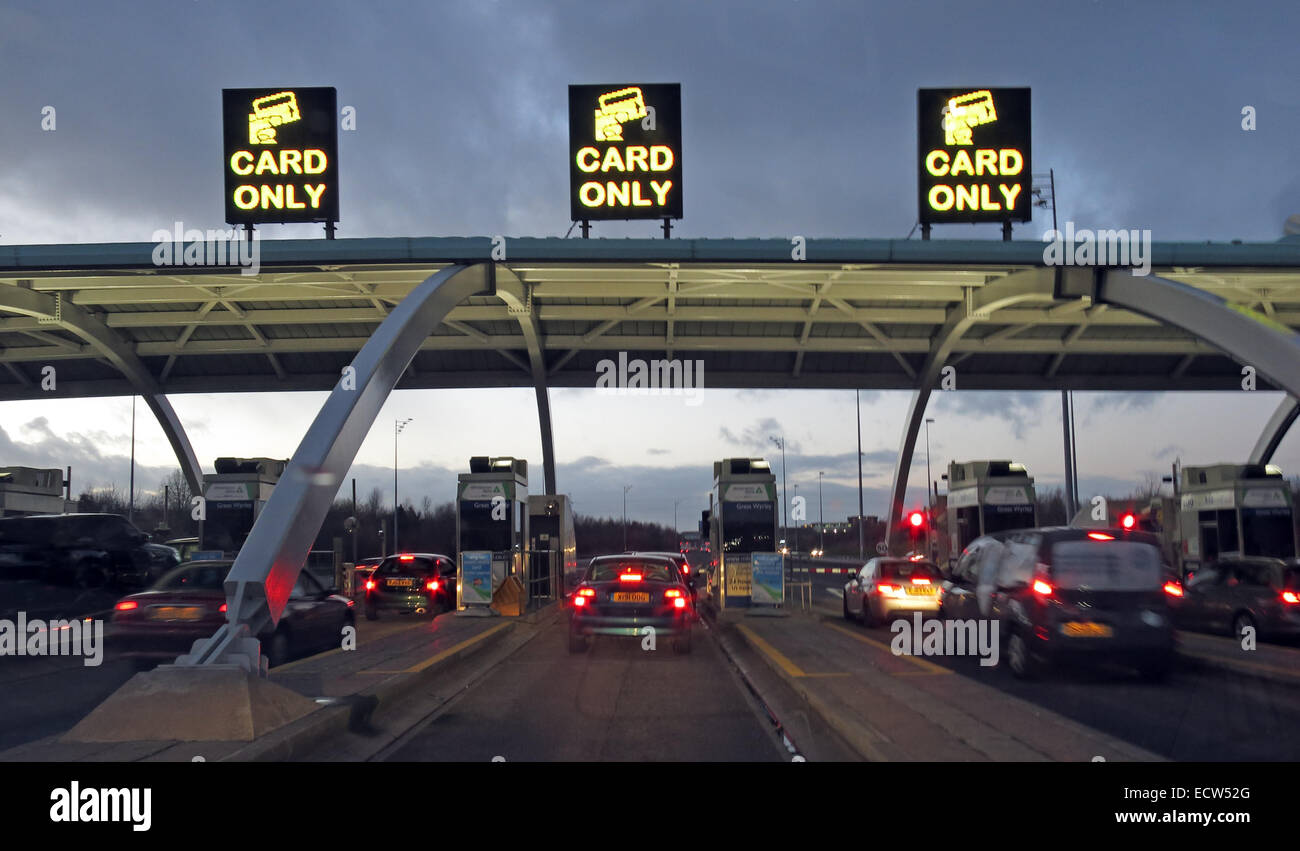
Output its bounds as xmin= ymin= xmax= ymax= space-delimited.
xmin=156 ymin=564 xmax=229 ymax=590
xmin=1283 ymin=567 xmax=1300 ymax=590
xmin=589 ymin=560 xmax=677 ymax=582
xmin=1050 ymin=540 xmax=1162 ymax=590
xmin=377 ymin=556 xmax=448 ymax=575
xmin=879 ymin=560 xmax=941 ymax=582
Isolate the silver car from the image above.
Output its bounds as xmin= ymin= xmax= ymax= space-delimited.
xmin=843 ymin=557 xmax=943 ymax=627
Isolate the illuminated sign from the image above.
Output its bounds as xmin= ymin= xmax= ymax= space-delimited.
xmin=918 ymin=87 xmax=1030 ymax=225
xmin=569 ymin=83 xmax=682 ymax=221
xmin=223 ymin=87 xmax=339 ymax=225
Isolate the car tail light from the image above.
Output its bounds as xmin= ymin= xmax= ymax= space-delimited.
xmin=619 ymin=573 xmax=643 ymax=582
xmin=115 ymin=600 xmax=138 ymax=611
xmin=665 ymin=589 xmax=683 ymax=598
xmin=673 ymin=597 xmax=687 ymax=609
xmin=911 ymin=577 xmax=931 ymax=585
xmin=682 ymin=565 xmax=690 ymax=574
xmin=1032 ymin=564 xmax=1053 ymax=598
xmin=399 ymin=554 xmax=415 ymax=561
xmin=1087 ymin=532 xmax=1114 ymax=541
xmin=219 ymin=603 xmax=228 ymax=612
xmin=426 ymin=579 xmax=440 ymax=592
xmin=1282 ymin=591 xmax=1300 ymax=604
xmin=877 ymin=583 xmax=903 ymax=597
xmin=1163 ymin=581 xmax=1184 ymax=598
xmin=365 ymin=579 xmax=376 ymax=591
xmin=574 ymin=595 xmax=587 ymax=607
xmin=574 ymin=587 xmax=595 ymax=607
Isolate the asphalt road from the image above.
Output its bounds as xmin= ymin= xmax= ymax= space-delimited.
xmin=817 ymin=571 xmax=1300 ymax=760
xmin=382 ymin=615 xmax=789 ymax=762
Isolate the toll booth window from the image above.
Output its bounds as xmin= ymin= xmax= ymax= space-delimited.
xmin=205 ymin=501 xmax=255 ymax=552
xmin=1241 ymin=508 xmax=1294 ymax=558
xmin=720 ymin=501 xmax=775 ymax=552
xmin=460 ymin=501 xmax=512 ymax=553
xmin=981 ymin=504 xmax=1035 ymax=535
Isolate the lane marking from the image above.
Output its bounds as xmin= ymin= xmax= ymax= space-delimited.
xmin=1181 ymin=649 xmax=1300 ymax=681
xmin=823 ymin=622 xmax=951 ymax=675
xmin=401 ymin=622 xmax=512 ymax=674
xmin=271 ymin=616 xmax=427 ymax=673
xmin=735 ymin=623 xmax=847 ymax=679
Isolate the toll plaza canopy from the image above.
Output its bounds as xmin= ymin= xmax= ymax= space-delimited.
xmin=2 ymin=235 xmax=1298 ymax=399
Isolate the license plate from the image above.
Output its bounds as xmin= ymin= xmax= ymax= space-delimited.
xmin=612 ymin=592 xmax=650 ymax=603
xmin=1063 ymin=621 xmax=1112 ymax=637
xmin=149 ymin=606 xmax=203 ymax=621
xmin=386 ymin=578 xmax=413 ymax=587
xmin=906 ymin=585 xmax=937 ymax=595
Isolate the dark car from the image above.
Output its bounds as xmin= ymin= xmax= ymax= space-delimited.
xmin=353 ymin=556 xmax=384 ymax=593
xmin=142 ymin=543 xmax=181 ymax=583
xmin=941 ymin=527 xmax=1178 ymax=681
xmin=111 ymin=560 xmax=355 ymax=668
xmin=363 ymin=553 xmax=456 ymax=619
xmin=569 ymin=554 xmax=696 ymax=654
xmin=1175 ymin=556 xmax=1300 ymax=641
xmin=0 ymin=514 xmax=155 ymax=619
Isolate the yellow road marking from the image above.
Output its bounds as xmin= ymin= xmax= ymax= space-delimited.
xmin=400 ymin=622 xmax=512 ymax=674
xmin=735 ymin=624 xmax=845 ymax=679
xmin=823 ymin=622 xmax=951 ymax=675
xmin=269 ymin=615 xmax=427 ymax=673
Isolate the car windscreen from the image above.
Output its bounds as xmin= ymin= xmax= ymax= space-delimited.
xmin=377 ymin=556 xmax=447 ymax=576
xmin=588 ymin=560 xmax=677 ymax=582
xmin=154 ymin=563 xmax=230 ymax=591
xmin=878 ymin=560 xmax=942 ymax=582
xmin=1050 ymin=540 xmax=1163 ymax=590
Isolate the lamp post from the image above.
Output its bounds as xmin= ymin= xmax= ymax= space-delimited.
xmin=792 ymin=484 xmax=800 ymax=554
xmin=924 ymin=417 xmax=935 ymax=558
xmin=623 ymin=485 xmax=633 ymax=551
xmin=818 ymin=471 xmax=825 ymax=554
xmin=394 ymin=417 xmax=413 ymax=551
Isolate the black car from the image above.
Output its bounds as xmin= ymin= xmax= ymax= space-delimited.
xmin=941 ymin=526 xmax=1178 ymax=680
xmin=569 ymin=554 xmax=696 ymax=654
xmin=112 ymin=560 xmax=355 ymax=668
xmin=1175 ymin=556 xmax=1300 ymax=641
xmin=363 ymin=553 xmax=457 ymax=619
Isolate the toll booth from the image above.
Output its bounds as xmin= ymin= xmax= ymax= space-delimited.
xmin=946 ymin=460 xmax=1037 ymax=560
xmin=1173 ymin=463 xmax=1296 ymax=577
xmin=707 ymin=458 xmax=778 ymax=610
xmin=0 ymin=467 xmax=69 ymax=517
xmin=200 ymin=457 xmax=287 ymax=556
xmin=456 ymin=456 xmax=529 ymax=611
xmin=528 ymin=493 xmax=578 ymax=597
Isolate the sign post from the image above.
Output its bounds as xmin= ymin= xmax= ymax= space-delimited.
xmin=748 ymin=551 xmax=786 ymax=617
xmin=459 ymin=550 xmax=495 ymax=616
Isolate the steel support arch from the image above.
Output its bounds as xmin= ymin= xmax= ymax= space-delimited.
xmin=495 ymin=267 xmax=557 ymax=495
xmin=176 ymin=263 xmax=492 ymax=672
xmin=1250 ymin=396 xmax=1300 ymax=465
xmin=886 ymin=268 xmax=1056 ymax=548
xmin=0 ymin=284 xmax=203 ymax=495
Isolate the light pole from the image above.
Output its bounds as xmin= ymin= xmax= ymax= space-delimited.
xmin=623 ymin=485 xmax=633 ymax=551
xmin=673 ymin=498 xmax=682 ymax=539
xmin=394 ymin=417 xmax=413 ymax=552
xmin=856 ymin=390 xmax=864 ymax=560
xmin=769 ymin=436 xmax=787 ymax=551
xmin=818 ymin=471 xmax=825 ymax=554
xmin=924 ymin=417 xmax=935 ymax=558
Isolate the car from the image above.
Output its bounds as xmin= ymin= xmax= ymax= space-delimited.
xmin=1175 ymin=556 xmax=1300 ymax=641
xmin=363 ymin=553 xmax=456 ymax=620
xmin=0 ymin=513 xmax=154 ymax=590
xmin=111 ymin=560 xmax=355 ymax=669
xmin=353 ymin=556 xmax=384 ymax=593
xmin=843 ymin=557 xmax=943 ymax=626
xmin=164 ymin=536 xmax=202 ymax=562
xmin=569 ymin=554 xmax=696 ymax=654
xmin=142 ymin=542 xmax=181 ymax=583
xmin=941 ymin=526 xmax=1178 ymax=681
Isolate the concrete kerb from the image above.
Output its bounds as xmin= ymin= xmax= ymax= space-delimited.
xmin=223 ymin=618 xmax=520 ymax=761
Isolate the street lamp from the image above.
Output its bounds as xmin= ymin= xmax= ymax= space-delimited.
xmin=818 ymin=471 xmax=825 ymax=554
xmin=792 ymin=484 xmax=800 ymax=554
xmin=623 ymin=485 xmax=633 ymax=551
xmin=673 ymin=498 xmax=682 ymax=539
xmin=769 ymin=436 xmax=788 ymax=557
xmin=924 ymin=417 xmax=935 ymax=558
xmin=394 ymin=417 xmax=413 ymax=551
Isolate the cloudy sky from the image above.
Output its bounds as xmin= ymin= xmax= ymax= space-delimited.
xmin=1 ymin=0 xmax=1297 ymax=528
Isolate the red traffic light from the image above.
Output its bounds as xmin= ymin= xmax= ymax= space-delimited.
xmin=1120 ymin=513 xmax=1136 ymax=530
xmin=908 ymin=511 xmax=925 ymax=528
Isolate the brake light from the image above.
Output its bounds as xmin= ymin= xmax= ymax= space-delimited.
xmin=673 ymin=597 xmax=687 ymax=609
xmin=909 ymin=554 xmax=925 ymax=562
xmin=911 ymin=577 xmax=931 ymax=585
xmin=399 ymin=555 xmax=415 ymax=562
xmin=1032 ymin=579 xmax=1053 ymax=596
xmin=574 ymin=595 xmax=587 ymax=607
xmin=219 ymin=603 xmax=228 ymax=612
xmin=426 ymin=579 xmax=440 ymax=592
xmin=1283 ymin=591 xmax=1300 ymax=604
xmin=1163 ymin=581 xmax=1184 ymax=598
xmin=578 ymin=588 xmax=596 ymax=597
xmin=114 ymin=600 xmax=138 ymax=611
xmin=1087 ymin=532 xmax=1114 ymax=541
xmin=365 ymin=579 xmax=376 ymax=591
xmin=682 ymin=565 xmax=690 ymax=574
xmin=665 ymin=589 xmax=683 ymax=598
xmin=619 ymin=573 xmax=643 ymax=582
xmin=877 ymin=583 xmax=903 ymax=597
